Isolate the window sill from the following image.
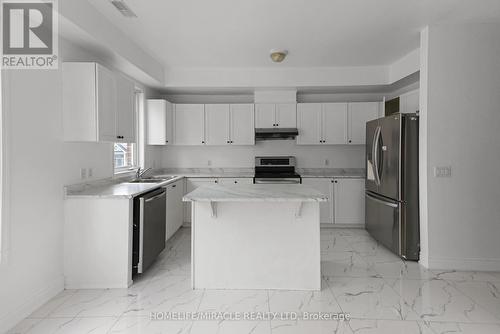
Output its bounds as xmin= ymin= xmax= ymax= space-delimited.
xmin=114 ymin=167 xmax=138 ymax=177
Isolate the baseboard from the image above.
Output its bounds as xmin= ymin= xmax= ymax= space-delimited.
xmin=320 ymin=224 xmax=364 ymax=229
xmin=0 ymin=275 xmax=64 ymax=333
xmin=64 ymin=279 xmax=130 ymax=290
xmin=428 ymin=256 xmax=500 ymax=272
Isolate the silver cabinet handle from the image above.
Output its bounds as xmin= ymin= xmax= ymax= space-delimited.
xmin=365 ymin=192 xmax=398 ymax=208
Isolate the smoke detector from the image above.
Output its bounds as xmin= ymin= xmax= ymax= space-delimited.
xmin=110 ymin=0 xmax=137 ymax=18
xmin=270 ymin=49 xmax=288 ymax=63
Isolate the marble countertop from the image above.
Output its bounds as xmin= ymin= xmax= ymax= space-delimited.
xmin=183 ymin=184 xmax=328 ymax=202
xmin=65 ymin=176 xmax=184 ymax=199
xmin=297 ymin=168 xmax=365 ymax=178
xmin=64 ymin=167 xmax=364 ymax=199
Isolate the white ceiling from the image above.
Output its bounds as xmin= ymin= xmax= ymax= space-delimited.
xmin=88 ymin=0 xmax=500 ymax=70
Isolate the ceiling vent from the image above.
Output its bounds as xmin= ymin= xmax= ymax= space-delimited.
xmin=110 ymin=0 xmax=137 ymax=18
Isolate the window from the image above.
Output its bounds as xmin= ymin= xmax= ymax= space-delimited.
xmin=114 ymin=143 xmax=135 ymax=170
xmin=113 ymin=89 xmax=142 ymax=174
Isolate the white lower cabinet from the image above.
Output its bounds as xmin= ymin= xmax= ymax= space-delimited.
xmin=218 ymin=177 xmax=254 ymax=185
xmin=165 ymin=179 xmax=184 ymax=241
xmin=333 ymin=178 xmax=365 ymax=225
xmin=302 ymin=177 xmax=365 ymax=226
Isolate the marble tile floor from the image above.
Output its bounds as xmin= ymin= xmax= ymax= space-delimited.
xmin=8 ymin=227 xmax=500 ymax=334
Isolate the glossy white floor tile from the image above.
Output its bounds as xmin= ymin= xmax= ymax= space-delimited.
xmin=8 ymin=227 xmax=500 ymax=334
xmin=389 ymin=278 xmax=500 ymax=323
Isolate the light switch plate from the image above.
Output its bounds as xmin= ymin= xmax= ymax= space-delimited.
xmin=80 ymin=168 xmax=87 ymax=179
xmin=434 ymin=166 xmax=452 ymax=177
xmin=88 ymin=168 xmax=93 ymax=178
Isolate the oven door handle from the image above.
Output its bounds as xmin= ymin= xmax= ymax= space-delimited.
xmin=254 ymin=179 xmax=301 ymax=184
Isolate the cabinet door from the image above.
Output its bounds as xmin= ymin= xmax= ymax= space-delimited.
xmin=333 ymin=178 xmax=365 ymax=225
xmin=184 ymin=178 xmax=219 ymax=223
xmin=165 ymin=101 xmax=173 ymax=145
xmin=147 ymin=99 xmax=167 ymax=145
xmin=302 ymin=178 xmax=333 ymax=224
xmin=230 ymin=104 xmax=255 ymax=145
xmin=218 ymin=178 xmax=253 ymax=185
xmin=348 ymin=102 xmax=379 ymax=145
xmin=296 ymin=103 xmax=322 ymax=145
xmin=400 ymin=90 xmax=419 ymax=114
xmin=166 ymin=180 xmax=184 ymax=240
xmin=174 ymin=104 xmax=205 ymax=145
xmin=63 ymin=62 xmax=99 ymax=142
xmin=205 ymin=104 xmax=230 ymax=145
xmin=255 ymin=104 xmax=275 ymax=128
xmin=322 ymin=103 xmax=347 ymax=144
xmin=96 ymin=64 xmax=117 ymax=142
xmin=276 ymin=103 xmax=297 ymax=128
xmin=115 ymin=75 xmax=136 ymax=143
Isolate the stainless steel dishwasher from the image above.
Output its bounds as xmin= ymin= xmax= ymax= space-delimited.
xmin=132 ymin=188 xmax=166 ymax=274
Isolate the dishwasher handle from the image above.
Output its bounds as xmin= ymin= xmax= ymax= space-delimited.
xmin=145 ymin=190 xmax=166 ymax=203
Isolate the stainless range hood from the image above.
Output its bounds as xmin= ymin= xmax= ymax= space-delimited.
xmin=255 ymin=128 xmax=299 ymax=141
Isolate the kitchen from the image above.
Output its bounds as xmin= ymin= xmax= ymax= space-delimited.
xmin=2 ymin=1 xmax=500 ymax=334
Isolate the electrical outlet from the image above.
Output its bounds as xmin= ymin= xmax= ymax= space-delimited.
xmin=324 ymin=159 xmax=329 ymax=166
xmin=88 ymin=168 xmax=93 ymax=178
xmin=207 ymin=160 xmax=212 ymax=166
xmin=80 ymin=168 xmax=87 ymax=179
xmin=434 ymin=166 xmax=451 ymax=178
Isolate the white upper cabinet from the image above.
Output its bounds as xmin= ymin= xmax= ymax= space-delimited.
xmin=255 ymin=103 xmax=296 ymax=128
xmin=115 ymin=74 xmax=136 ymax=143
xmin=174 ymin=104 xmax=205 ymax=145
xmin=333 ymin=178 xmax=365 ymax=225
xmin=147 ymin=99 xmax=173 ymax=145
xmin=205 ymin=104 xmax=231 ymax=145
xmin=276 ymin=103 xmax=297 ymax=128
xmin=322 ymin=103 xmax=348 ymax=144
xmin=297 ymin=102 xmax=380 ymax=145
xmin=399 ymin=90 xmax=419 ymax=114
xmin=296 ymin=103 xmax=347 ymax=145
xmin=297 ymin=103 xmax=322 ymax=145
xmin=96 ymin=65 xmax=116 ymax=142
xmin=62 ymin=62 xmax=136 ymax=143
xmin=347 ymin=102 xmax=380 ymax=145
xmin=173 ymin=103 xmax=254 ymax=146
xmin=255 ymin=104 xmax=276 ymax=128
xmin=230 ymin=104 xmax=255 ymax=145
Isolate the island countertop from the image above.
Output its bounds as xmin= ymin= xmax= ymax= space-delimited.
xmin=183 ymin=184 xmax=328 ymax=202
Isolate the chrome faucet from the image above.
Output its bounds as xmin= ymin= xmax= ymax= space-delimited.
xmin=136 ymin=167 xmax=152 ymax=179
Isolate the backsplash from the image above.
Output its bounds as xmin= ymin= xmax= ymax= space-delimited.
xmin=160 ymin=140 xmax=365 ymax=168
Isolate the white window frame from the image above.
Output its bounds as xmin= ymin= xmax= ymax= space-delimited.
xmin=0 ymin=70 xmax=11 ymax=266
xmin=113 ymin=88 xmax=143 ymax=175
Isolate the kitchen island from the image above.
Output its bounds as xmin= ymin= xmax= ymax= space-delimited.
xmin=183 ymin=184 xmax=327 ymax=291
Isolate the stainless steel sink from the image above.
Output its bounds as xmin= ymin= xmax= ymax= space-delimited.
xmin=125 ymin=176 xmax=177 ymax=184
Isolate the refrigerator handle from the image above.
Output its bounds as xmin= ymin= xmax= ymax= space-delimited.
xmin=372 ymin=126 xmax=382 ymax=186
xmin=365 ymin=192 xmax=398 ymax=208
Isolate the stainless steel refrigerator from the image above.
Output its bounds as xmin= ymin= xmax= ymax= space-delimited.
xmin=365 ymin=113 xmax=420 ymax=260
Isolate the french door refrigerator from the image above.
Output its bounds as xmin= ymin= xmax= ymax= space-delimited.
xmin=365 ymin=113 xmax=420 ymax=260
